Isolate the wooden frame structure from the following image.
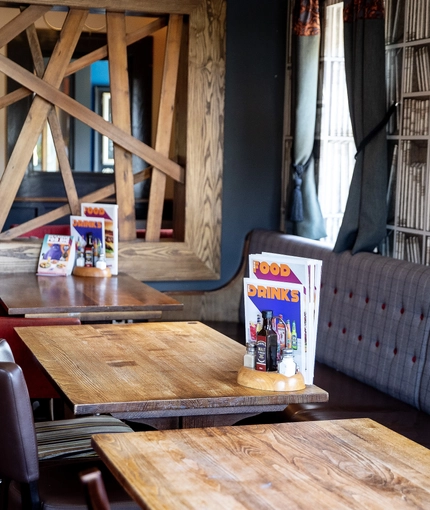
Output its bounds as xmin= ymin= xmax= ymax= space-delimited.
xmin=0 ymin=0 xmax=226 ymax=281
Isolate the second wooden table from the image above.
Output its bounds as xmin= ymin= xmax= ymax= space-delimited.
xmin=0 ymin=272 xmax=182 ymax=321
xmin=16 ymin=321 xmax=328 ymax=428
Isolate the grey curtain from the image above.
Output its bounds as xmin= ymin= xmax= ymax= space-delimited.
xmin=290 ymin=0 xmax=326 ymax=240
xmin=334 ymin=0 xmax=387 ymax=253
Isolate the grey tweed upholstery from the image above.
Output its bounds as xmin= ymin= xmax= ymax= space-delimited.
xmin=245 ymin=229 xmax=430 ymax=414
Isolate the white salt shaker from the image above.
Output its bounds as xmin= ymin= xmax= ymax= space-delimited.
xmin=278 ymin=348 xmax=297 ymax=377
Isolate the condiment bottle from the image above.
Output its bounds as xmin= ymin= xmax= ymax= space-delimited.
xmin=243 ymin=342 xmax=256 ymax=369
xmin=285 ymin=319 xmax=292 ymax=349
xmin=278 ymin=348 xmax=298 ymax=377
xmin=84 ymin=232 xmax=94 ymax=267
xmin=291 ymin=320 xmax=298 ymax=350
xmin=255 ymin=310 xmax=278 ymax=372
xmin=276 ymin=314 xmax=286 ymax=361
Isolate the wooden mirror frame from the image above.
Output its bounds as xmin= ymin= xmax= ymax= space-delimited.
xmin=0 ymin=0 xmax=225 ymax=281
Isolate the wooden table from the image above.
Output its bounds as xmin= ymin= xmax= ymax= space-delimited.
xmin=92 ymin=418 xmax=430 ymax=509
xmin=16 ymin=321 xmax=328 ymax=429
xmin=0 ymin=272 xmax=182 ymax=321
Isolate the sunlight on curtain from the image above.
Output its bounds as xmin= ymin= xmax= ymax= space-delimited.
xmin=316 ymin=2 xmax=355 ymax=246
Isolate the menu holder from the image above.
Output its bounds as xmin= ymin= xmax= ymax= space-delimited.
xmin=72 ymin=266 xmax=112 ymax=278
xmin=237 ymin=366 xmax=305 ymax=392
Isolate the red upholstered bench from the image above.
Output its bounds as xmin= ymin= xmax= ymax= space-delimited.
xmin=0 ymin=316 xmax=81 ymax=398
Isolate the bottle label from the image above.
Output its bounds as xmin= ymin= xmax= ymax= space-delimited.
xmin=255 ymin=337 xmax=266 ymax=371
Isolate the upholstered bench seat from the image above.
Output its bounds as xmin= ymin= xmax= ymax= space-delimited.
xmin=186 ymin=229 xmax=430 ymax=450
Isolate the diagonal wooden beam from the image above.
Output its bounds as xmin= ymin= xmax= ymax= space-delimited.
xmin=0 ymin=52 xmax=185 ymax=183
xmin=107 ymin=11 xmax=136 ymax=241
xmin=0 ymin=168 xmax=149 ymax=241
xmin=145 ymin=14 xmax=183 ymax=242
xmin=25 ymin=22 xmax=81 ymax=216
xmin=0 ymin=9 xmax=88 ymax=233
xmin=66 ymin=17 xmax=167 ymax=78
xmin=0 ymin=4 xmax=52 ymax=49
xmin=0 ymin=17 xmax=168 ymax=111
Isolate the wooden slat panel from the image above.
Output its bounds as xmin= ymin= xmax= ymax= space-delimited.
xmin=0 ymin=4 xmax=51 ymax=49
xmin=0 ymin=17 xmax=168 ymax=113
xmin=172 ymin=19 xmax=189 ymax=242
xmin=0 ymin=53 xmax=184 ymax=183
xmin=0 ymin=0 xmax=226 ymax=284
xmin=0 ymin=9 xmax=88 ymax=232
xmin=1 ymin=0 xmax=200 ymax=14
xmin=145 ymin=14 xmax=183 ymax=242
xmin=25 ymin=22 xmax=81 ymax=215
xmin=67 ymin=17 xmax=167 ymax=77
xmin=0 ymin=168 xmax=149 ymax=241
xmin=107 ymin=11 xmax=136 ymax=241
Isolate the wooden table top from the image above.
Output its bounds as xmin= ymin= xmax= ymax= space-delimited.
xmin=0 ymin=272 xmax=182 ymax=321
xmin=92 ymin=418 xmax=430 ymax=510
xmin=16 ymin=321 xmax=327 ymax=426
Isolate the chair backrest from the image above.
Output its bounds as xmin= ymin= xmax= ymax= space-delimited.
xmin=0 ymin=362 xmax=39 ymax=484
xmin=0 ymin=338 xmax=15 ymax=362
xmin=80 ymin=468 xmax=112 ymax=510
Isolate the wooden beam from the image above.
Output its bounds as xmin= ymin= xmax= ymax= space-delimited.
xmin=25 ymin=22 xmax=81 ymax=215
xmin=145 ymin=14 xmax=183 ymax=242
xmin=0 ymin=17 xmax=168 ymax=111
xmin=0 ymin=0 xmax=200 ymax=14
xmin=0 ymin=9 xmax=88 ymax=232
xmin=0 ymin=168 xmax=149 ymax=241
xmin=0 ymin=4 xmax=51 ymax=49
xmin=107 ymin=11 xmax=136 ymax=241
xmin=0 ymin=52 xmax=184 ymax=183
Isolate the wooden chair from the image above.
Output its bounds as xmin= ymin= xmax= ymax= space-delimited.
xmin=80 ymin=468 xmax=112 ymax=510
xmin=0 ymin=360 xmax=139 ymax=509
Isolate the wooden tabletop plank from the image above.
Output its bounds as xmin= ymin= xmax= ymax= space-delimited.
xmin=92 ymin=419 xmax=430 ymax=510
xmin=16 ymin=321 xmax=328 ymax=417
xmin=0 ymin=273 xmax=182 ymax=315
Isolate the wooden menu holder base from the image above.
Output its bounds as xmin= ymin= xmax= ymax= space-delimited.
xmin=237 ymin=366 xmax=306 ymax=392
xmin=72 ymin=266 xmax=112 ymax=278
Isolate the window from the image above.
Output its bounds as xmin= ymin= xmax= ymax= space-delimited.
xmin=315 ymin=1 xmax=355 ymax=246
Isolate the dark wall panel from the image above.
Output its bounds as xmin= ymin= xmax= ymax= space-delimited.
xmin=153 ymin=0 xmax=288 ymax=291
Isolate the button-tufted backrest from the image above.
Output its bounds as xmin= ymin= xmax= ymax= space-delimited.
xmin=245 ymin=229 xmax=430 ymax=413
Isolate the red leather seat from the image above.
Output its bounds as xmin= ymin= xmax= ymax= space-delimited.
xmin=0 ymin=316 xmax=81 ymax=398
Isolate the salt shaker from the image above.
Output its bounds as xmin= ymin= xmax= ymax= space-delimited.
xmin=243 ymin=342 xmax=256 ymax=369
xmin=278 ymin=348 xmax=298 ymax=377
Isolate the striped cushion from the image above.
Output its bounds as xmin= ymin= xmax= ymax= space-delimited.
xmin=35 ymin=415 xmax=133 ymax=460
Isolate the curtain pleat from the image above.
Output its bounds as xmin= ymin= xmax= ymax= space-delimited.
xmin=333 ymin=0 xmax=387 ymax=253
xmin=290 ymin=0 xmax=327 ymax=240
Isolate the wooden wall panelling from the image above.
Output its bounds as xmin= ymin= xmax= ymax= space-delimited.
xmin=0 ymin=0 xmax=225 ymax=281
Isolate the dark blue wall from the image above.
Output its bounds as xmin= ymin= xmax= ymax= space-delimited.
xmin=152 ymin=0 xmax=288 ymax=291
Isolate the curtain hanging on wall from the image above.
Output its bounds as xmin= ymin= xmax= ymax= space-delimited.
xmin=333 ymin=0 xmax=387 ymax=253
xmin=289 ymin=0 xmax=326 ymax=240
